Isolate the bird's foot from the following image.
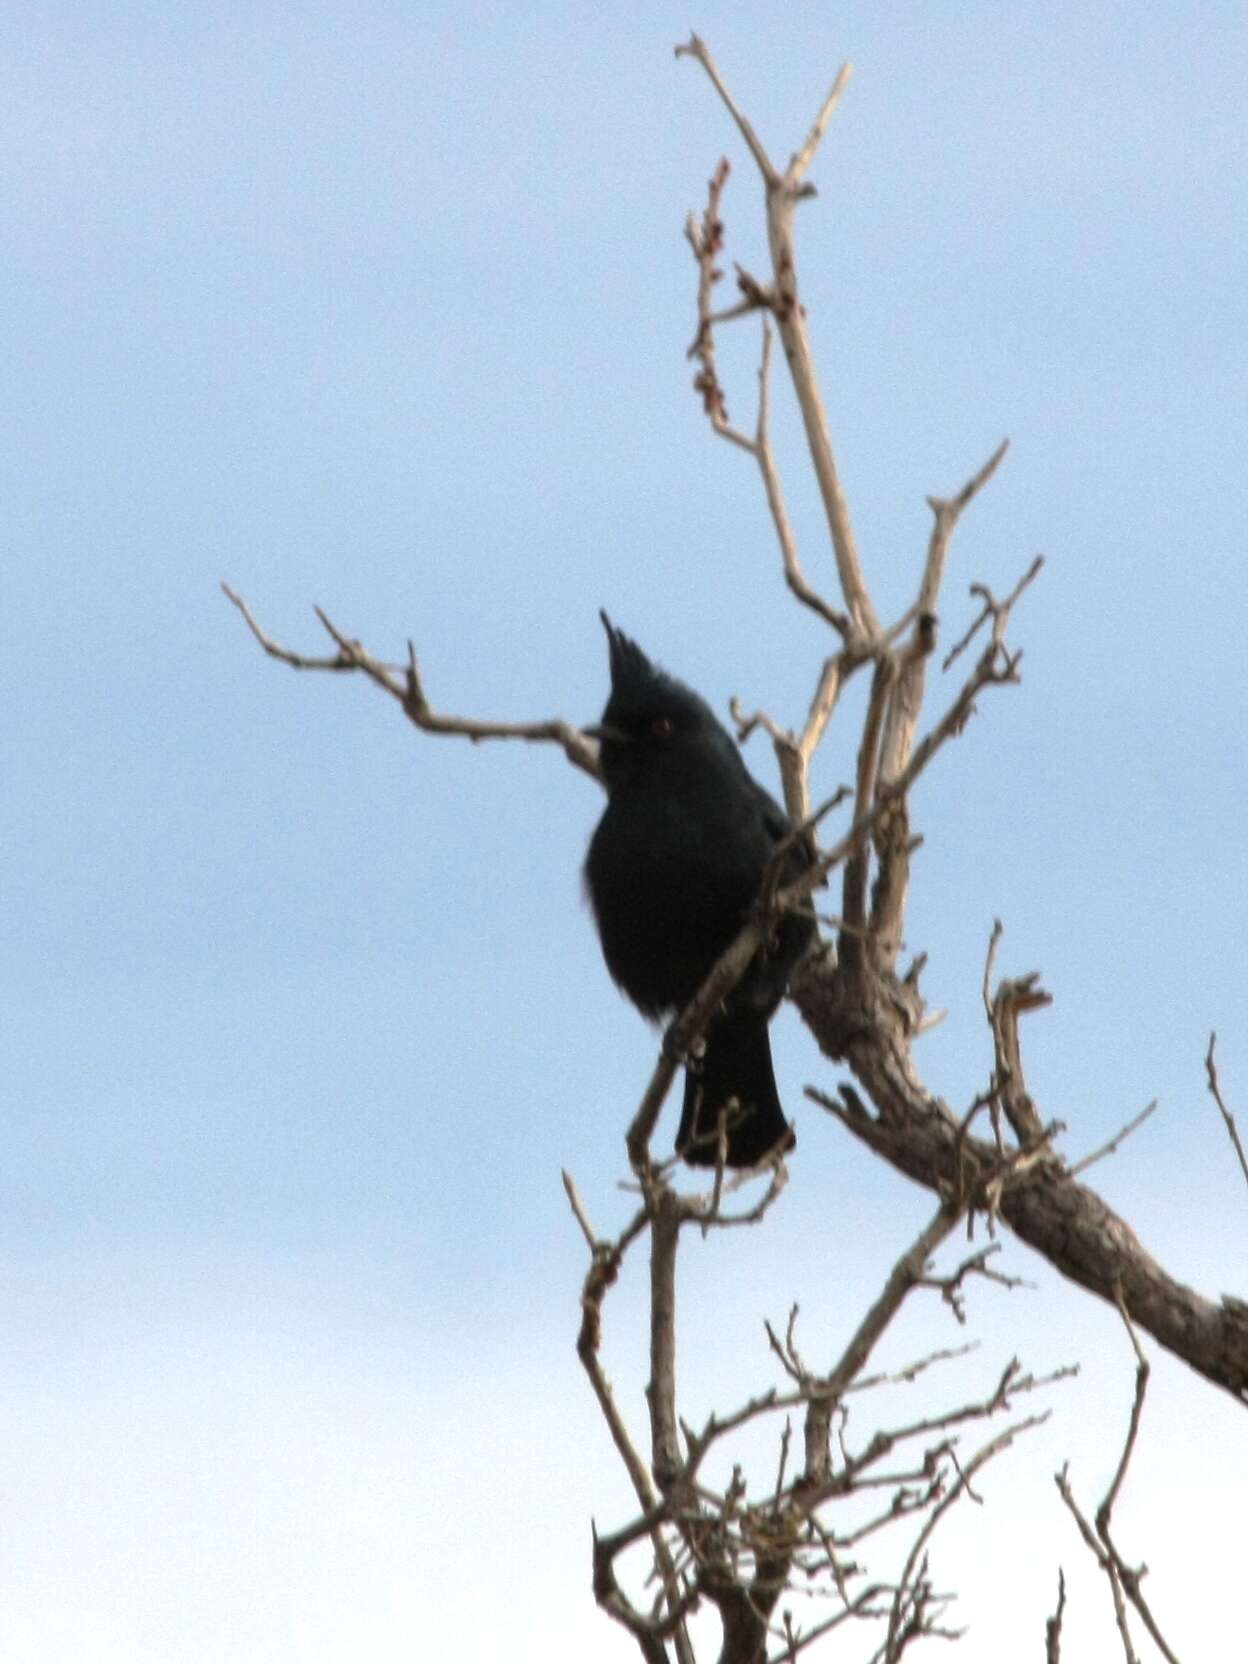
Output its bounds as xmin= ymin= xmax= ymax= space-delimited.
xmin=662 ymin=1024 xmax=705 ymax=1072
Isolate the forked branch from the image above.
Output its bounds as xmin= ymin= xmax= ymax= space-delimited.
xmin=1055 ymin=1305 xmax=1183 ymax=1663
xmin=222 ymin=583 xmax=602 ymax=780
xmin=676 ymin=34 xmax=874 ymax=640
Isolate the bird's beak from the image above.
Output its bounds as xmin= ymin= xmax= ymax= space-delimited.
xmin=583 ymin=722 xmax=631 ymax=744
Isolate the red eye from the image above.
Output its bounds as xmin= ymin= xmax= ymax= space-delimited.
xmin=651 ymin=716 xmax=674 ymax=739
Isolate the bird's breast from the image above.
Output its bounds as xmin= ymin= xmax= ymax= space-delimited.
xmin=586 ymin=783 xmax=769 ymax=1016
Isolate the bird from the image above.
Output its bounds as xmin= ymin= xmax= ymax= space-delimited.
xmin=584 ymin=612 xmax=816 ymax=1167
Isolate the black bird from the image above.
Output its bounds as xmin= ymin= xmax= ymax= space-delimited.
xmin=584 ymin=614 xmax=816 ymax=1167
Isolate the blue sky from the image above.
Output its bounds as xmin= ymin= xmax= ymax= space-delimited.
xmin=4 ymin=3 xmax=1247 ymax=1659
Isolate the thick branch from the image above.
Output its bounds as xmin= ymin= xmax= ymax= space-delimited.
xmin=795 ymin=972 xmax=1248 ymax=1405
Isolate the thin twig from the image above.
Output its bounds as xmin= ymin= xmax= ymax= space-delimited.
xmin=942 ymin=555 xmax=1044 ymax=673
xmin=1206 ymin=1033 xmax=1248 ymax=1193
xmin=564 ymin=1177 xmax=696 ymax=1663
xmin=787 ymin=64 xmax=854 ymax=185
xmin=224 ymin=585 xmax=603 ymax=780
xmin=1055 ymin=1302 xmax=1183 ymax=1664
xmin=223 ymin=583 xmax=378 ymax=671
xmin=918 ymin=1244 xmax=1030 ymax=1325
xmin=561 ymin=1169 xmax=599 ymax=1254
xmin=886 ymin=1411 xmax=1050 ymax=1659
xmin=1067 ymin=1102 xmax=1159 ymax=1180
xmin=1045 ymin=1568 xmax=1066 ymax=1664
xmin=674 ymin=34 xmax=778 ymax=183
xmin=800 ymin=1199 xmax=966 ymax=1488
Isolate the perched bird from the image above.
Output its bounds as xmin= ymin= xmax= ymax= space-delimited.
xmin=584 ymin=613 xmax=816 ymax=1166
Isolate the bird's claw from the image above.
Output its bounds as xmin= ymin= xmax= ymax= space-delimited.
xmin=662 ymin=1023 xmax=705 ymax=1072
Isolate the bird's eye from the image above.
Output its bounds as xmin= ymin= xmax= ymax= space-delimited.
xmin=651 ymin=715 xmax=674 ymax=739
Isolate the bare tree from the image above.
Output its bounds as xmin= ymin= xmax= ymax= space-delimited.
xmin=225 ymin=36 xmax=1243 ymax=1662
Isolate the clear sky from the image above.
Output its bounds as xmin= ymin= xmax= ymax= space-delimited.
xmin=4 ymin=3 xmax=1247 ymax=1659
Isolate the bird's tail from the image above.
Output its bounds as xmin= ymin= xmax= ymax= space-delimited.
xmin=676 ymin=1016 xmax=795 ymax=1168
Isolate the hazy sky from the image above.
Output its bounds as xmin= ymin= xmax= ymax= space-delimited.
xmin=4 ymin=3 xmax=1247 ymax=1659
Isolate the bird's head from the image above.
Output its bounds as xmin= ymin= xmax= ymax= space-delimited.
xmin=587 ymin=611 xmax=735 ymax=790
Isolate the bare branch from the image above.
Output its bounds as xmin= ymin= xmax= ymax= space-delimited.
xmin=797 ymin=652 xmax=851 ymax=773
xmin=801 ymin=1055 xmax=1248 ymax=1408
xmin=755 ymin=322 xmax=852 ymax=639
xmin=776 ymin=598 xmax=1036 ymax=972
xmin=564 ymin=1185 xmax=656 ymax=1514
xmin=769 ymin=1583 xmax=893 ymax=1662
xmin=730 ymin=697 xmax=790 ymax=751
xmin=684 ymin=157 xmax=756 ymax=448
xmin=787 ymin=63 xmax=853 ymax=186
xmin=1101 ymin=1295 xmax=1148 ymax=1523
xmin=683 ymin=162 xmax=849 ymax=647
xmin=867 ymin=505 xmax=1034 ymax=974
xmin=627 ymin=1050 xmax=684 ymax=1176
xmin=224 ymin=586 xmax=603 ymax=780
xmin=593 ymin=1509 xmax=699 ymax=1664
xmin=917 ymin=1244 xmax=1030 ymax=1325
xmin=677 ymin=34 xmax=876 ymax=637
xmin=674 ymin=34 xmax=778 ymax=183
xmin=223 ymin=582 xmax=371 ymax=672
xmin=564 ymin=1176 xmax=697 ymax=1662
xmin=648 ymin=1187 xmax=685 ymax=1490
xmin=846 ymin=1342 xmax=979 ymax=1394
xmin=1045 ymin=1568 xmax=1067 ymax=1664
xmin=839 ymin=655 xmax=897 ymax=959
xmin=878 ymin=438 xmax=1011 ymax=789
xmin=1206 ymin=1032 xmax=1248 ymax=1194
xmin=1067 ymin=1101 xmax=1159 ymax=1180
xmin=561 ymin=1169 xmax=599 ymax=1255
xmin=919 ymin=440 xmax=1010 ymax=619
xmin=1055 ymin=1464 xmax=1136 ymax=1662
xmin=801 ymin=1199 xmax=966 ymax=1488
xmin=1055 ymin=1306 xmax=1183 ymax=1664
xmin=942 ymin=554 xmax=1045 ymax=673
xmin=887 ymin=1411 xmax=1050 ymax=1660
xmin=988 ymin=956 xmax=1054 ymax=1150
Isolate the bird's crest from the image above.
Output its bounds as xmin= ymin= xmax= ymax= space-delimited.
xmin=596 ymin=610 xmax=724 ymax=743
xmin=599 ymin=610 xmax=659 ymax=695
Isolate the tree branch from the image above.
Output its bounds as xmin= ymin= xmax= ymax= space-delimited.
xmin=223 ymin=585 xmax=603 ymax=781
xmin=870 ymin=442 xmax=1012 ymax=967
xmin=1206 ymin=1032 xmax=1248 ymax=1195
xmin=1055 ymin=1303 xmax=1183 ymax=1664
xmin=796 ymin=1001 xmax=1248 ymax=1406
xmin=677 ymin=35 xmax=875 ymax=640
xmin=1045 ymin=1568 xmax=1067 ymax=1664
